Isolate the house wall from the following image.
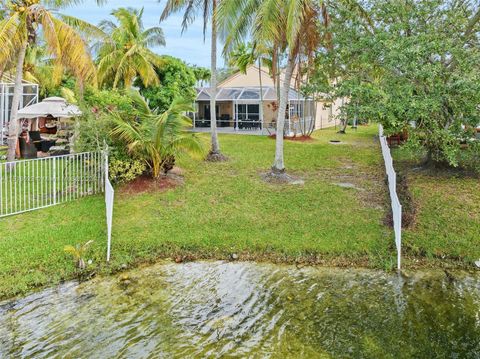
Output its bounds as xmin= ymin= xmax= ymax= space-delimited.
xmin=219 ymin=66 xmax=276 ymax=88
xmin=315 ymin=97 xmax=343 ymax=129
xmin=262 ymin=100 xmax=278 ymax=127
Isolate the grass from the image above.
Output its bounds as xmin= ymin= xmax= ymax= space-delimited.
xmin=1 ymin=124 xmax=477 ymax=300
xmin=392 ymin=148 xmax=480 ymax=264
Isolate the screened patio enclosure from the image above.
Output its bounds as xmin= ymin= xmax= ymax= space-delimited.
xmin=0 ymin=74 xmax=39 ymax=144
xmin=194 ymin=86 xmax=315 ymax=133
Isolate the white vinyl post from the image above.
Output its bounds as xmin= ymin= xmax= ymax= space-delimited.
xmin=104 ymin=145 xmax=114 ymax=262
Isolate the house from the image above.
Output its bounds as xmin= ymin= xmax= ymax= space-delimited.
xmin=193 ymin=65 xmax=342 ymax=134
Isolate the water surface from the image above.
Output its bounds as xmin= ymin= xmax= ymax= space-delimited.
xmin=0 ymin=262 xmax=479 ymax=358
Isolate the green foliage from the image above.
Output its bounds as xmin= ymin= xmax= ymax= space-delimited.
xmin=64 ymin=240 xmax=94 ymax=270
xmin=315 ymin=0 xmax=480 ymax=171
xmin=95 ymin=7 xmax=165 ymax=89
xmin=83 ymin=87 xmax=138 ymax=114
xmin=110 ymin=97 xmax=206 ymax=177
xmin=77 ymin=88 xmax=154 ymax=183
xmin=109 ymin=157 xmax=147 ymax=184
xmin=136 ymin=55 xmax=197 ymax=113
xmin=191 ymin=65 xmax=211 ymax=86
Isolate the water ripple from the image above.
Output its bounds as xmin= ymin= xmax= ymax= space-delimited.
xmin=0 ymin=262 xmax=479 ymax=358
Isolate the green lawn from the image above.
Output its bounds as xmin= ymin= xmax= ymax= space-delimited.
xmin=0 ymin=125 xmax=397 ymax=299
xmin=5 ymin=124 xmax=479 ymax=300
xmin=392 ymin=148 xmax=480 ymax=265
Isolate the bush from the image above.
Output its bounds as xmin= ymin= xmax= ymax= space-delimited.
xmin=136 ymin=56 xmax=196 ymax=113
xmin=76 ymin=90 xmax=148 ymax=184
xmin=108 ymin=157 xmax=146 ymax=184
xmin=83 ymin=87 xmax=137 ymax=114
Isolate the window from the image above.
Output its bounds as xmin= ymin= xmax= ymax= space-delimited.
xmin=236 ymin=104 xmax=261 ymax=129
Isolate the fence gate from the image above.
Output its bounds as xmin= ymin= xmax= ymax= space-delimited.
xmin=0 ymin=152 xmax=105 ymax=218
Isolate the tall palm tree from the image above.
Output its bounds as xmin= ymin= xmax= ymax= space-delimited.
xmin=110 ymin=97 xmax=206 ymax=178
xmin=96 ymin=7 xmax=166 ymax=89
xmin=0 ymin=0 xmax=101 ymax=161
xmin=219 ymin=0 xmax=321 ymax=176
xmin=161 ymin=0 xmax=225 ymax=160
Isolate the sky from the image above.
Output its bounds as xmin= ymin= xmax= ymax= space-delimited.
xmin=63 ymin=0 xmax=220 ymax=68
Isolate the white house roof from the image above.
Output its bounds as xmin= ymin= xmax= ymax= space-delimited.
xmin=16 ymin=97 xmax=81 ymax=119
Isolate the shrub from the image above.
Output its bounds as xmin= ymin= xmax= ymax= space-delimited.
xmin=136 ymin=56 xmax=196 ymax=113
xmin=109 ymin=157 xmax=146 ymax=184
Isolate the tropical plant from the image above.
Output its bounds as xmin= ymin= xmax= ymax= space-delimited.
xmin=96 ymin=7 xmax=165 ymax=89
xmin=228 ymin=43 xmax=255 ymax=73
xmin=135 ymin=55 xmax=197 ymax=113
xmin=110 ymin=97 xmax=206 ymax=178
xmin=191 ymin=65 xmax=211 ymax=87
xmin=0 ymin=0 xmax=101 ymax=161
xmin=64 ymin=240 xmax=94 ymax=270
xmin=161 ymin=0 xmax=225 ymax=160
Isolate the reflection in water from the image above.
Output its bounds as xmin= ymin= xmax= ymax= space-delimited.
xmin=0 ymin=262 xmax=479 ymax=358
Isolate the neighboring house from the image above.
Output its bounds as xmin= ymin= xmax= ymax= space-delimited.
xmin=0 ymin=73 xmax=39 ymax=144
xmin=193 ymin=65 xmax=342 ymax=134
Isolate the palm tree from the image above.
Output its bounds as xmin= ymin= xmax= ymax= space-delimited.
xmin=0 ymin=0 xmax=100 ymax=161
xmin=219 ymin=0 xmax=322 ymax=176
xmin=96 ymin=7 xmax=166 ymax=89
xmin=110 ymin=97 xmax=206 ymax=178
xmin=161 ymin=0 xmax=225 ymax=160
xmin=191 ymin=65 xmax=211 ymax=87
xmin=219 ymin=1 xmax=369 ymax=176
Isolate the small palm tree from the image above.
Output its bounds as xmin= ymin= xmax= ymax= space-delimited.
xmin=96 ymin=7 xmax=166 ymax=89
xmin=0 ymin=0 xmax=101 ymax=161
xmin=110 ymin=97 xmax=206 ymax=178
xmin=64 ymin=240 xmax=94 ymax=270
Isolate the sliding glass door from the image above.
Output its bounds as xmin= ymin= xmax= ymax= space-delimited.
xmin=236 ymin=104 xmax=261 ymax=129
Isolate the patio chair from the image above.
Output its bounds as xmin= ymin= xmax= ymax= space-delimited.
xmin=29 ymin=131 xmax=56 ymax=152
xmin=19 ymin=137 xmax=38 ymax=159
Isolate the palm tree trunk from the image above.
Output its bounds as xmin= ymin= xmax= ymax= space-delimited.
xmin=6 ymin=42 xmax=28 ymax=161
xmin=209 ymin=0 xmax=221 ymax=155
xmin=272 ymin=51 xmax=296 ymax=173
xmin=258 ymin=58 xmax=264 ymax=130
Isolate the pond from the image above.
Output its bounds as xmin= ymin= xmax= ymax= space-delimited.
xmin=0 ymin=262 xmax=479 ymax=358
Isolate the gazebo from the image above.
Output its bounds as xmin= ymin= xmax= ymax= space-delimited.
xmin=16 ymin=97 xmax=82 ymax=158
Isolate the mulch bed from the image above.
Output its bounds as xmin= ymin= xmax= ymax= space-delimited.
xmin=119 ymin=175 xmax=179 ymax=195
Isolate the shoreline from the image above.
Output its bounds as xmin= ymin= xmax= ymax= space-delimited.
xmin=2 ymin=251 xmax=478 ymax=302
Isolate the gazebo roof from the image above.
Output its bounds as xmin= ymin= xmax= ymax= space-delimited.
xmin=196 ymin=86 xmax=310 ymax=102
xmin=16 ymin=97 xmax=82 ymax=119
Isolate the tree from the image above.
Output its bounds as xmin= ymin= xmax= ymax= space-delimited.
xmin=219 ymin=0 xmax=323 ymax=177
xmin=191 ymin=65 xmax=211 ymax=87
xmin=110 ymin=97 xmax=206 ymax=178
xmin=135 ymin=55 xmax=197 ymax=113
xmin=96 ymin=7 xmax=165 ymax=89
xmin=0 ymin=0 xmax=100 ymax=161
xmin=325 ymin=0 xmax=480 ymax=171
xmin=161 ymin=0 xmax=226 ymax=160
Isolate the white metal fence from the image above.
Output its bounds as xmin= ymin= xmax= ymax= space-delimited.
xmin=379 ymin=125 xmax=402 ymax=270
xmin=0 ymin=152 xmax=105 ymax=217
